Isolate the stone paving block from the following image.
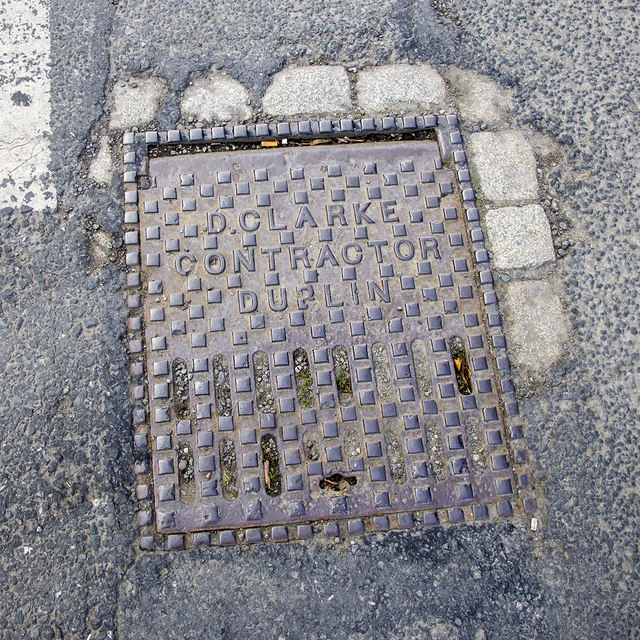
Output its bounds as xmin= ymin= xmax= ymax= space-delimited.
xmin=262 ymin=66 xmax=351 ymax=117
xmin=484 ymin=204 xmax=555 ymax=269
xmin=181 ymin=72 xmax=251 ymax=124
xmin=445 ymin=67 xmax=513 ymax=127
xmin=468 ymin=131 xmax=538 ymax=202
xmin=502 ymin=280 xmax=568 ymax=375
xmin=356 ymin=64 xmax=446 ymax=115
xmin=110 ymin=76 xmax=167 ymax=130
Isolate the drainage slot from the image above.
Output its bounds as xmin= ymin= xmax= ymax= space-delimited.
xmin=177 ymin=442 xmax=195 ymax=506
xmin=319 ymin=473 xmax=357 ymax=492
xmin=465 ymin=416 xmax=487 ymax=473
xmin=372 ymin=343 xmax=394 ymax=402
xmin=253 ymin=351 xmax=275 ymax=413
xmin=261 ymin=434 xmax=282 ymax=497
xmin=371 ymin=343 xmax=405 ymax=483
xmin=219 ymin=437 xmax=238 ymax=500
xmin=333 ymin=345 xmax=354 ymax=406
xmin=425 ymin=420 xmax=447 ymax=481
xmin=293 ymin=348 xmax=314 ymax=408
xmin=411 ymin=339 xmax=433 ymax=399
xmin=450 ymin=336 xmax=472 ymax=395
xmin=385 ymin=427 xmax=407 ymax=485
xmin=172 ymin=358 xmax=190 ymax=419
xmin=213 ymin=354 xmax=232 ymax=416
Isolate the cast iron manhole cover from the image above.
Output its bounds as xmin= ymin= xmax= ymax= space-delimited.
xmin=123 ymin=117 xmax=533 ymax=549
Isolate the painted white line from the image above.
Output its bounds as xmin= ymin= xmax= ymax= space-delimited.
xmin=0 ymin=0 xmax=55 ymax=210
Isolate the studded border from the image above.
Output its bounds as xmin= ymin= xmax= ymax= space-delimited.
xmin=122 ymin=115 xmax=536 ymax=551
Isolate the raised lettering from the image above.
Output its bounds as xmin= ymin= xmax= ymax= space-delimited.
xmin=295 ymin=206 xmax=318 ymax=228
xmin=326 ymin=204 xmax=346 ymax=226
xmin=176 ymin=253 xmax=196 ymax=276
xmin=342 ymin=242 xmax=363 ymax=265
xmin=261 ymin=247 xmax=282 ymax=271
xmin=316 ymin=244 xmax=338 ymax=268
xmin=324 ymin=284 xmax=344 ymax=307
xmin=394 ymin=239 xmax=415 ymax=261
xmin=289 ymin=246 xmax=311 ymax=269
xmin=368 ymin=240 xmax=388 ymax=263
xmin=268 ymin=208 xmax=286 ymax=230
xmin=367 ymin=280 xmax=390 ymax=303
xmin=204 ymin=252 xmax=226 ymax=275
xmin=420 ymin=237 xmax=441 ymax=260
xmin=268 ymin=288 xmax=288 ymax=311
xmin=239 ymin=210 xmax=260 ymax=231
xmin=207 ymin=211 xmax=226 ymax=234
xmin=297 ymin=286 xmax=315 ymax=310
xmin=233 ymin=248 xmax=256 ymax=273
xmin=353 ymin=202 xmax=375 ymax=224
xmin=351 ymin=282 xmax=360 ymax=305
xmin=239 ymin=290 xmax=258 ymax=313
xmin=381 ymin=200 xmax=399 ymax=223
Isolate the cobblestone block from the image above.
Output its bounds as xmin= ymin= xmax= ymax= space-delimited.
xmin=356 ymin=64 xmax=446 ymax=114
xmin=502 ymin=280 xmax=568 ymax=375
xmin=468 ymin=131 xmax=538 ymax=202
xmin=181 ymin=72 xmax=251 ymax=124
xmin=485 ymin=204 xmax=555 ymax=269
xmin=445 ymin=67 xmax=513 ymax=127
xmin=262 ymin=66 xmax=351 ymax=116
xmin=110 ymin=76 xmax=167 ymax=130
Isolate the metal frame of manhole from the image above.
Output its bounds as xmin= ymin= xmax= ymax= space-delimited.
xmin=122 ymin=115 xmax=536 ymax=551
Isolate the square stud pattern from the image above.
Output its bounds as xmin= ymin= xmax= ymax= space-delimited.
xmin=126 ymin=122 xmax=525 ymax=546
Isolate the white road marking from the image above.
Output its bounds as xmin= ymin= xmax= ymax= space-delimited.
xmin=0 ymin=0 xmax=55 ymax=210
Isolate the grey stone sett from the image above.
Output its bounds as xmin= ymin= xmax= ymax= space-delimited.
xmin=485 ymin=204 xmax=556 ymax=269
xmin=502 ymin=279 xmax=569 ymax=376
xmin=262 ymin=66 xmax=351 ymax=117
xmin=356 ymin=63 xmax=447 ymax=114
xmin=468 ymin=130 xmax=539 ymax=202
xmin=110 ymin=76 xmax=167 ymax=130
xmin=445 ymin=66 xmax=514 ymax=127
xmin=181 ymin=71 xmax=252 ymax=124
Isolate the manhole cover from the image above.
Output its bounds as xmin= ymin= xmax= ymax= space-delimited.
xmin=124 ymin=117 xmax=533 ymax=549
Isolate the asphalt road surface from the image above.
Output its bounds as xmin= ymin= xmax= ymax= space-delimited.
xmin=1 ymin=0 xmax=639 ymax=638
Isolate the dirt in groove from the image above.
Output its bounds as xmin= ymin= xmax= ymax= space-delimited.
xmin=213 ymin=354 xmax=232 ymax=416
xmin=261 ymin=434 xmax=281 ymax=497
xmin=172 ymin=358 xmax=190 ymax=419
xmin=333 ymin=345 xmax=354 ymax=406
xmin=219 ymin=437 xmax=238 ymax=500
xmin=254 ymin=351 xmax=275 ymax=413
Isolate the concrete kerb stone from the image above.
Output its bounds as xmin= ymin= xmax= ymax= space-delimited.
xmin=110 ymin=76 xmax=168 ymax=130
xmin=262 ymin=65 xmax=351 ymax=117
xmin=502 ymin=279 xmax=569 ymax=376
xmin=181 ymin=71 xmax=252 ymax=124
xmin=468 ymin=131 xmax=539 ymax=202
xmin=484 ymin=205 xmax=555 ymax=270
xmin=356 ymin=63 xmax=446 ymax=115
